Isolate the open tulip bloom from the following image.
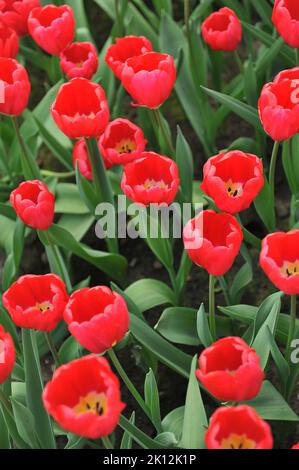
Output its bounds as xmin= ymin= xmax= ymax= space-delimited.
xmin=0 ymin=0 xmax=299 ymax=455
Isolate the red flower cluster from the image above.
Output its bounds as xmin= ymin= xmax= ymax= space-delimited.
xmin=121 ymin=151 xmax=180 ymax=206
xmin=3 ymin=274 xmax=68 ymax=331
xmin=60 ymin=41 xmax=98 ymax=80
xmin=258 ymin=66 xmax=299 ymax=141
xmin=183 ymin=210 xmax=243 ymax=276
xmin=0 ymin=21 xmax=19 ymax=58
xmin=10 ymin=180 xmax=55 ymax=230
xmin=73 ymin=138 xmax=111 ymax=180
xmin=196 ymin=337 xmax=264 ymax=402
xmin=260 ymin=230 xmax=299 ymax=295
xmin=64 ymin=286 xmax=129 ymax=354
xmin=206 ymin=405 xmax=273 ymax=449
xmin=0 ymin=0 xmax=40 ymax=36
xmin=99 ymin=118 xmax=147 ymax=166
xmin=201 ymin=7 xmax=242 ymax=51
xmin=201 ymin=150 xmax=264 ymax=214
xmin=272 ymin=0 xmax=299 ymax=48
xmin=106 ymin=36 xmax=176 ymax=109
xmin=51 ymin=78 xmax=110 ymax=139
xmin=43 ymin=355 xmax=125 ymax=438
xmin=0 ymin=325 xmax=15 ymax=385
xmin=28 ymin=4 xmax=75 ymax=56
xmin=0 ymin=57 xmax=30 ymax=116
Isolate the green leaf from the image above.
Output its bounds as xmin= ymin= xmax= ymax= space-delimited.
xmin=246 ymin=381 xmax=299 ymax=422
xmin=244 ymin=56 xmax=258 ymax=108
xmin=267 ymin=327 xmax=290 ymax=389
xmin=120 ymin=412 xmax=135 ymax=450
xmin=228 ymin=137 xmax=258 ymax=154
xmin=229 ymin=262 xmax=253 ymax=305
xmin=125 ymin=279 xmax=175 ymax=313
xmin=0 ymin=406 xmax=10 ymax=448
xmin=176 ymin=127 xmax=194 ymax=202
xmin=130 ymin=315 xmax=192 ymax=379
xmin=119 ymin=415 xmax=166 ymax=449
xmin=11 ymin=398 xmax=39 ymax=448
xmin=162 ymin=406 xmax=185 ymax=442
xmin=197 ymin=304 xmax=213 ymax=348
xmin=55 ymin=183 xmax=89 ymax=214
xmin=180 ymin=356 xmax=207 ymax=449
xmin=254 ymin=177 xmax=276 ymax=232
xmin=144 ymin=369 xmax=162 ymax=433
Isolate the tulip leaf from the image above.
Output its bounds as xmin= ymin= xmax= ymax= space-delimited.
xmin=266 ymin=327 xmax=290 ymax=390
xmin=162 ymin=406 xmax=185 ymax=442
xmin=55 ymin=183 xmax=89 ymax=214
xmin=197 ymin=304 xmax=213 ymax=348
xmin=11 ymin=398 xmax=40 ymax=448
xmin=125 ymin=279 xmax=176 ymax=313
xmin=119 ymin=415 xmax=166 ymax=449
xmin=254 ymin=177 xmax=276 ymax=232
xmin=144 ymin=369 xmax=162 ymax=433
xmin=120 ymin=412 xmax=135 ymax=450
xmin=176 ymin=127 xmax=194 ymax=203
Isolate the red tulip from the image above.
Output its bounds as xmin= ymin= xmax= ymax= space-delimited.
xmin=43 ymin=355 xmax=125 ymax=439
xmin=60 ymin=42 xmax=99 ymax=80
xmin=0 ymin=21 xmax=19 ymax=58
xmin=272 ymin=0 xmax=299 ymax=48
xmin=201 ymin=7 xmax=242 ymax=51
xmin=64 ymin=286 xmax=129 ymax=354
xmin=121 ymin=52 xmax=176 ymax=109
xmin=0 ymin=0 xmax=40 ymax=36
xmin=51 ymin=78 xmax=110 ymax=139
xmin=105 ymin=35 xmax=152 ymax=80
xmin=260 ymin=230 xmax=299 ymax=295
xmin=258 ymin=69 xmax=299 ymax=141
xmin=183 ymin=210 xmax=243 ymax=276
xmin=73 ymin=138 xmax=111 ymax=181
xmin=196 ymin=337 xmax=264 ymax=402
xmin=292 ymin=443 xmax=299 ymax=449
xmin=3 ymin=274 xmax=68 ymax=331
xmin=121 ymin=151 xmax=180 ymax=206
xmin=201 ymin=150 xmax=264 ymax=214
xmin=10 ymin=180 xmax=54 ymax=230
xmin=0 ymin=58 xmax=30 ymax=116
xmin=99 ymin=118 xmax=147 ymax=166
xmin=0 ymin=325 xmax=15 ymax=385
xmin=28 ymin=4 xmax=75 ymax=56
xmin=206 ymin=405 xmax=273 ymax=449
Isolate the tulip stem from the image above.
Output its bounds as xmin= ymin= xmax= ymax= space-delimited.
xmin=286 ymin=295 xmax=297 ymax=359
xmin=107 ymin=349 xmax=157 ymax=429
xmin=114 ymin=0 xmax=124 ymax=36
xmin=101 ymin=435 xmax=114 ymax=450
xmin=269 ymin=140 xmax=280 ymax=204
xmin=234 ymin=50 xmax=244 ymax=74
xmin=44 ymin=332 xmax=61 ymax=367
xmin=41 ymin=170 xmax=75 ymax=179
xmin=209 ymin=274 xmax=217 ymax=341
xmin=152 ymin=108 xmax=175 ymax=157
xmin=12 ymin=116 xmax=41 ymax=180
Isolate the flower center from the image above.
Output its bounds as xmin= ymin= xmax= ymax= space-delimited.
xmin=73 ymin=392 xmax=107 ymax=417
xmin=225 ymin=180 xmax=243 ymax=198
xmin=74 ymin=111 xmax=96 ymax=120
xmin=34 ymin=301 xmax=53 ymax=313
xmin=221 ymin=433 xmax=256 ymax=449
xmin=281 ymin=261 xmax=299 ymax=278
xmin=75 ymin=61 xmax=84 ymax=68
xmin=143 ymin=178 xmax=169 ymax=190
xmin=115 ymin=139 xmax=136 ymax=154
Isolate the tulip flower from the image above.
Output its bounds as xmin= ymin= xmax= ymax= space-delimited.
xmin=121 ymin=52 xmax=176 ymax=109
xmin=183 ymin=210 xmax=243 ymax=277
xmin=3 ymin=274 xmax=69 ymax=331
xmin=105 ymin=35 xmax=153 ymax=80
xmin=201 ymin=150 xmax=264 ymax=214
xmin=99 ymin=118 xmax=147 ymax=166
xmin=205 ymin=405 xmax=273 ymax=449
xmin=0 ymin=21 xmax=19 ymax=58
xmin=0 ymin=58 xmax=30 ymax=116
xmin=121 ymin=151 xmax=180 ymax=206
xmin=201 ymin=7 xmax=242 ymax=51
xmin=51 ymin=78 xmax=110 ymax=139
xmin=73 ymin=138 xmax=111 ymax=180
xmin=196 ymin=337 xmax=264 ymax=402
xmin=64 ymin=286 xmax=130 ymax=354
xmin=28 ymin=4 xmax=75 ymax=56
xmin=60 ymin=42 xmax=99 ymax=80
xmin=43 ymin=355 xmax=125 ymax=439
xmin=10 ymin=180 xmax=55 ymax=230
xmin=0 ymin=0 xmax=40 ymax=36
xmin=272 ymin=0 xmax=299 ymax=48
xmin=292 ymin=443 xmax=299 ymax=449
xmin=0 ymin=325 xmax=15 ymax=385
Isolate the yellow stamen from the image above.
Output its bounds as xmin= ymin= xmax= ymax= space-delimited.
xmin=115 ymin=139 xmax=136 ymax=154
xmin=75 ymin=61 xmax=84 ymax=68
xmin=281 ymin=261 xmax=299 ymax=278
xmin=225 ymin=179 xmax=243 ymax=198
xmin=143 ymin=178 xmax=168 ymax=190
xmin=34 ymin=301 xmax=52 ymax=313
xmin=73 ymin=392 xmax=107 ymax=417
xmin=221 ymin=433 xmax=256 ymax=449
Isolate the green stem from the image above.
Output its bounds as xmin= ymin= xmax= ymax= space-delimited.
xmin=44 ymin=332 xmax=61 ymax=367
xmin=12 ymin=116 xmax=41 ymax=180
xmin=107 ymin=349 xmax=153 ymax=424
xmin=286 ymin=295 xmax=297 ymax=359
xmin=101 ymin=435 xmax=114 ymax=449
xmin=234 ymin=50 xmax=244 ymax=73
xmin=152 ymin=108 xmax=175 ymax=156
xmin=269 ymin=140 xmax=280 ymax=204
xmin=209 ymin=274 xmax=216 ymax=341
xmin=41 ymin=170 xmax=75 ymax=179
xmin=167 ymin=266 xmax=179 ymax=305
xmin=114 ymin=0 xmax=124 ymax=36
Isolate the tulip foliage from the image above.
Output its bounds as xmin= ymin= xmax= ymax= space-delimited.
xmin=1 ymin=0 xmax=299 ymax=452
